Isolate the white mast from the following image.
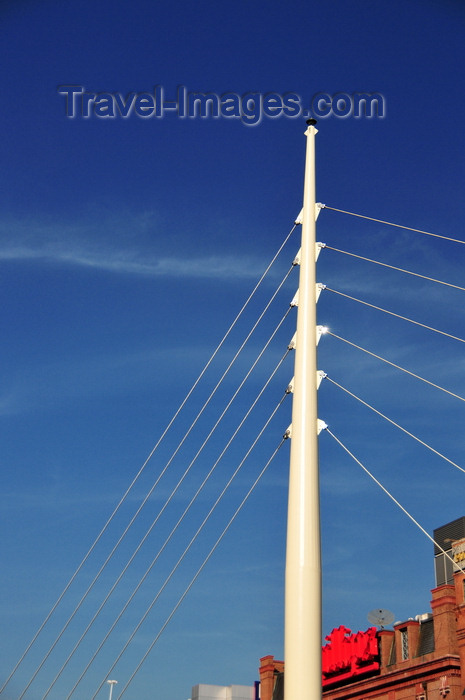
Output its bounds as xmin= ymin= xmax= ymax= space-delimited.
xmin=284 ymin=120 xmax=321 ymax=700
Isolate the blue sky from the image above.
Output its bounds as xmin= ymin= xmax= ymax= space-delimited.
xmin=1 ymin=1 xmax=465 ymax=699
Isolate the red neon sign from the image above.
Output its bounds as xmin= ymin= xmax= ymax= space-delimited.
xmin=322 ymin=626 xmax=380 ymax=687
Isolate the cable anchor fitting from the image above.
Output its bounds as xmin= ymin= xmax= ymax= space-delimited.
xmin=294 ymin=202 xmax=323 ymax=225
xmin=316 ymin=283 xmax=326 ymax=302
xmin=317 ymin=370 xmax=327 ymax=389
xmin=293 ymin=242 xmax=326 ymax=266
xmin=316 ymin=325 xmax=328 ymax=345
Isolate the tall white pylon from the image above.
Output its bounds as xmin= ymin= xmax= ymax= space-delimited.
xmin=285 ymin=120 xmax=321 ymax=700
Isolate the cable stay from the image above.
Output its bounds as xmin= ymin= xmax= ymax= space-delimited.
xmin=15 ymin=263 xmax=297 ymax=700
xmin=323 ymin=427 xmax=465 ymax=574
xmin=0 ymin=223 xmax=298 ymax=697
xmin=101 ymin=417 xmax=289 ymax=700
xmin=44 ymin=314 xmax=294 ymax=700
xmin=324 ymin=287 xmax=465 ymax=345
xmin=19 ymin=281 xmax=295 ymax=700
xmin=64 ymin=348 xmax=292 ymax=700
xmin=321 ymin=204 xmax=465 ymax=246
xmin=324 ymin=375 xmax=465 ymax=475
xmin=324 ymin=245 xmax=465 ymax=293
xmin=327 ymin=331 xmax=465 ymax=404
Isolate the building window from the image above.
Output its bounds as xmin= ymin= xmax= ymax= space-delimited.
xmin=401 ymin=628 xmax=409 ymax=660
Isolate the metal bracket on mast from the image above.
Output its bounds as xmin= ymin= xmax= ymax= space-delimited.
xmin=290 ymin=290 xmax=299 ymax=307
xmin=288 ymin=325 xmax=327 ymax=348
xmin=316 ymin=283 xmax=326 ymax=301
xmin=316 ymin=325 xmax=328 ymax=345
xmin=294 ymin=202 xmax=324 ymax=225
xmin=293 ymin=242 xmax=325 ymax=266
xmin=290 ymin=283 xmax=326 ymax=307
xmin=287 ymin=371 xmax=326 ymax=395
xmin=284 ymin=417 xmax=328 ymax=439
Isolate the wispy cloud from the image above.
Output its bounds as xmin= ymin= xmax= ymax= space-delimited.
xmin=0 ymin=215 xmax=267 ymax=280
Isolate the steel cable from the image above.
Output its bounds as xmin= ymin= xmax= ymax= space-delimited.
xmin=15 ymin=241 xmax=297 ymax=700
xmin=66 ymin=348 xmax=291 ymax=699
xmin=325 ymin=246 xmax=465 ymax=293
xmin=323 ymin=205 xmax=465 ymax=246
xmin=46 ymin=310 xmax=293 ymax=700
xmin=324 ymin=287 xmax=465 ymax=345
xmin=109 ymin=428 xmax=288 ymax=700
xmin=325 ymin=376 xmax=465 ymax=475
xmin=325 ymin=427 xmax=464 ymax=574
xmin=327 ymin=331 xmax=465 ymax=404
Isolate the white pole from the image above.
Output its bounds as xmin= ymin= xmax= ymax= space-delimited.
xmin=284 ymin=120 xmax=321 ymax=700
xmin=107 ymin=679 xmax=118 ymax=700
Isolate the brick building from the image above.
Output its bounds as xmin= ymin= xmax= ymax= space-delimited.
xmin=259 ymin=517 xmax=465 ymax=700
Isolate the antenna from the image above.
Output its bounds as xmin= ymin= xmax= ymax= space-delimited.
xmin=367 ymin=608 xmax=395 ymax=629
